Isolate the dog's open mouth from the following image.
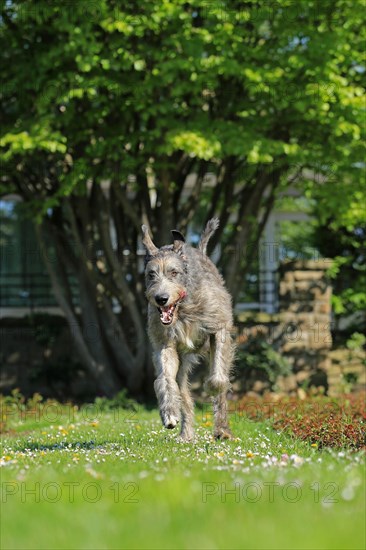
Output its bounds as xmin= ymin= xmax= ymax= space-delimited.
xmin=158 ymin=302 xmax=179 ymax=325
xmin=157 ymin=291 xmax=186 ymax=325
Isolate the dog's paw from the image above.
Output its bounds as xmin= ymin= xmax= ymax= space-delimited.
xmin=177 ymin=434 xmax=194 ymax=443
xmin=178 ymin=429 xmax=195 ymax=443
xmin=214 ymin=427 xmax=234 ymax=440
xmin=163 ymin=414 xmax=180 ymax=429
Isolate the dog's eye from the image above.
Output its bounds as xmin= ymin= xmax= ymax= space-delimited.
xmin=170 ymin=270 xmax=178 ymax=277
xmin=148 ymin=271 xmax=156 ymax=280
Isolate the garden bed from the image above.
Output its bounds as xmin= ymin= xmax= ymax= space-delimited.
xmin=238 ymin=391 xmax=366 ymax=450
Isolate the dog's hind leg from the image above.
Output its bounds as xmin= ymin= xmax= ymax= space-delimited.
xmin=177 ymin=354 xmax=199 ymax=441
xmin=205 ymin=329 xmax=232 ymax=395
xmin=212 ymin=392 xmax=233 ymax=439
xmin=153 ymin=347 xmax=181 ymax=429
xmin=205 ymin=328 xmax=234 ymax=439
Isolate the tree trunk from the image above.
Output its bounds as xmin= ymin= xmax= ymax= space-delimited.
xmin=36 ymin=224 xmax=120 ymax=396
xmin=35 ymin=193 xmax=152 ymax=398
xmin=20 ymin=156 xmax=287 ymax=398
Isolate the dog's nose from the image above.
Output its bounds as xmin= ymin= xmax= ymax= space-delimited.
xmin=155 ymin=294 xmax=169 ymax=306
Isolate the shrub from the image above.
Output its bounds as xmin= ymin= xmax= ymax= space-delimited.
xmin=236 ymin=339 xmax=292 ymax=391
xmin=238 ymin=392 xmax=366 ymax=450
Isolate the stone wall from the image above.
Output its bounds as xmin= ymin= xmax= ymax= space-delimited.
xmin=278 ymin=260 xmax=333 ymax=393
xmin=235 ymin=260 xmax=338 ymax=395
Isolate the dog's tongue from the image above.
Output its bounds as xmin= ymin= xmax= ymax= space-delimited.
xmin=160 ymin=305 xmax=173 ymax=324
xmin=159 ymin=293 xmax=186 ymax=324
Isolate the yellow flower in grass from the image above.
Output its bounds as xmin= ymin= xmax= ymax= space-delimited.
xmin=214 ymin=451 xmax=225 ymax=459
xmin=58 ymin=426 xmax=68 ymax=435
xmin=246 ymin=451 xmax=254 ymax=458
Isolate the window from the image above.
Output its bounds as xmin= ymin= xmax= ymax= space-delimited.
xmin=0 ymin=197 xmax=56 ymax=307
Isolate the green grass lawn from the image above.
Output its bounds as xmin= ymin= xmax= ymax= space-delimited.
xmin=1 ymin=403 xmax=365 ymax=550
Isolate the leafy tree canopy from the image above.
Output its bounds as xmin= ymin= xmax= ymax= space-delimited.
xmin=0 ymin=0 xmax=364 ymax=393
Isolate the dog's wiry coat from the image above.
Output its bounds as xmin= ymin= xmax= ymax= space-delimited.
xmin=142 ymin=218 xmax=234 ymax=440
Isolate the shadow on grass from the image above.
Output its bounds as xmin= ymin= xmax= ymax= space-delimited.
xmin=14 ymin=440 xmax=116 ymax=452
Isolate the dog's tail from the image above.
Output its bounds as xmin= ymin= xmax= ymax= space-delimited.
xmin=198 ymin=218 xmax=219 ymax=255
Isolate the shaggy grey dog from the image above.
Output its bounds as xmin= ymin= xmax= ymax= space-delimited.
xmin=142 ymin=218 xmax=235 ymax=441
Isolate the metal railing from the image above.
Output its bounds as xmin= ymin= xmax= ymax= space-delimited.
xmin=0 ymin=273 xmax=77 ymax=308
xmin=235 ymin=270 xmax=279 ymax=313
xmin=0 ymin=270 xmax=279 ymax=312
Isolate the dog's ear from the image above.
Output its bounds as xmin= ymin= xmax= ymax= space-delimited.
xmin=142 ymin=225 xmax=158 ymax=256
xmin=171 ymin=229 xmax=185 ymax=252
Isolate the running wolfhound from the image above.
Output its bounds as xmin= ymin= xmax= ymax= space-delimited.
xmin=142 ymin=218 xmax=235 ymax=441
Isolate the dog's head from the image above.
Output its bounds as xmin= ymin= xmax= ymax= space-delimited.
xmin=142 ymin=225 xmax=188 ymax=326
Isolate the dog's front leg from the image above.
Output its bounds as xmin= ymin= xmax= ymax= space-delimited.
xmin=153 ymin=346 xmax=181 ymax=429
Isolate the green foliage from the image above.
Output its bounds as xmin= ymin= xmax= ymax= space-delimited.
xmin=1 ymin=0 xmax=364 ymax=207
xmin=345 ymin=332 xmax=366 ymax=370
xmin=346 ymin=332 xmax=366 ymax=352
xmin=278 ymin=218 xmax=318 ymax=260
xmin=0 ymin=389 xmax=67 ymax=432
xmin=237 ymin=340 xmax=291 ymax=387
xmin=316 ymin=222 xmax=366 ymax=321
xmin=0 ymin=387 xmax=27 ymax=415
xmin=92 ymin=389 xmax=138 ymax=412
